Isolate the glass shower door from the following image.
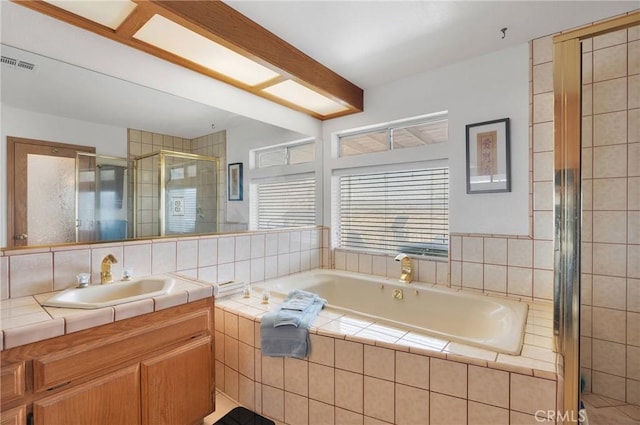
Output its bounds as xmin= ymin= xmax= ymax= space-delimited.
xmin=162 ymin=153 xmax=217 ymax=236
xmin=76 ymin=153 xmax=129 ymax=242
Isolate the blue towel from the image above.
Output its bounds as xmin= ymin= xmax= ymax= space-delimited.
xmin=275 ymin=289 xmax=326 ymax=327
xmin=261 ymin=290 xmax=326 ymax=358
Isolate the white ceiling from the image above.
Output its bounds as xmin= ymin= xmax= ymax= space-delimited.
xmin=1 ymin=1 xmax=638 ymax=138
xmin=227 ymin=1 xmax=638 ymax=88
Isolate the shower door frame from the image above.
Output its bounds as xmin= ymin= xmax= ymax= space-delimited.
xmin=133 ymin=150 xmax=220 ymax=238
xmin=553 ymin=11 xmax=640 ymax=423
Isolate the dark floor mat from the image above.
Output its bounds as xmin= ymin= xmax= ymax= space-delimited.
xmin=214 ymin=407 xmax=275 ymax=425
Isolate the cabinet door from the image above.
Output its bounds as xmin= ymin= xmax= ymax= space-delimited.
xmin=1 ymin=362 xmax=25 ymax=406
xmin=141 ymin=337 xmax=212 ymax=425
xmin=33 ymin=365 xmax=140 ymax=425
xmin=0 ymin=405 xmax=26 ymax=425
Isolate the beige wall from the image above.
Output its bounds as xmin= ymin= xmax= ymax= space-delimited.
xmin=580 ymin=25 xmax=640 ymax=405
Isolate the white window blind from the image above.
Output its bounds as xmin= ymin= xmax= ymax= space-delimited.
xmin=255 ymin=178 xmax=316 ymax=229
xmin=338 ymin=168 xmax=449 ymax=257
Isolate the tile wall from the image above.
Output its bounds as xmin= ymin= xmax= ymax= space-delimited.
xmin=333 ymin=248 xmax=449 ymax=286
xmin=214 ymin=302 xmax=558 ymax=425
xmin=128 ymin=128 xmax=247 ymax=237
xmin=0 ymin=227 xmax=328 ymax=300
xmin=579 ymin=25 xmax=640 ymax=405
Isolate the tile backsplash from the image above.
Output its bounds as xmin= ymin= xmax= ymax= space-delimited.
xmin=0 ymin=227 xmax=329 ymax=299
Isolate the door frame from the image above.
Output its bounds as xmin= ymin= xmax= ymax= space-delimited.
xmin=6 ymin=136 xmax=95 ymax=247
xmin=552 ymin=11 xmax=639 ymax=423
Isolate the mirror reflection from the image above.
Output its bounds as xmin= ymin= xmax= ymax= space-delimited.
xmin=1 ymin=43 xmax=310 ymax=249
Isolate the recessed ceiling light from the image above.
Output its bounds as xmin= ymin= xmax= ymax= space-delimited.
xmin=134 ymin=14 xmax=280 ymax=87
xmin=262 ymin=80 xmax=349 ymax=116
xmin=42 ymin=0 xmax=137 ymax=30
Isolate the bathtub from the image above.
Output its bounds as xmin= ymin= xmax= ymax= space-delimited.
xmin=260 ymin=269 xmax=528 ymax=355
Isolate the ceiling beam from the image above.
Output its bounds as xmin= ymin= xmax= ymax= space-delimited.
xmin=11 ymin=0 xmax=364 ymax=120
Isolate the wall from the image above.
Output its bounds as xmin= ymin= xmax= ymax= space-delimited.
xmin=0 ymin=227 xmax=328 ymax=301
xmin=0 ymin=106 xmax=128 ymax=247
xmin=215 ymin=301 xmax=558 ymax=425
xmin=225 ymin=122 xmax=319 ymax=225
xmin=579 ymin=26 xmax=639 ymax=405
xmin=322 ymin=43 xmax=530 ymax=236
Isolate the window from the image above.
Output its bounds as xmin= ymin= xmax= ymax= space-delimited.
xmin=251 ymin=178 xmax=316 ymax=229
xmin=255 ymin=140 xmax=315 ymax=168
xmin=337 ymin=167 xmax=449 ymax=257
xmin=339 ymin=117 xmax=447 ymax=157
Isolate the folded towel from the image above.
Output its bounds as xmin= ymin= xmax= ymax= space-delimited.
xmin=275 ymin=290 xmax=326 ymax=327
xmin=261 ymin=290 xmax=326 ymax=358
xmin=260 ymin=313 xmax=311 ymax=358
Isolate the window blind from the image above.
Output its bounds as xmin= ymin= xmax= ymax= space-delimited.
xmin=338 ymin=167 xmax=449 ymax=256
xmin=255 ymin=178 xmax=316 ymax=229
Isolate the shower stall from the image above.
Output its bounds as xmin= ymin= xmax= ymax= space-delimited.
xmin=133 ymin=150 xmax=219 ymax=238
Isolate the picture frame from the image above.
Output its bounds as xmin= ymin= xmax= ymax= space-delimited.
xmin=228 ymin=162 xmax=243 ymax=201
xmin=465 ymin=118 xmax=511 ymax=194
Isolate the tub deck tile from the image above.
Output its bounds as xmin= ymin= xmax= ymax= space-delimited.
xmin=318 ymin=319 xmax=365 ymax=336
xmin=497 ymin=353 xmax=557 ymax=375
xmin=398 ymin=332 xmax=449 ymax=351
xmin=444 ymin=342 xmax=498 ymax=363
xmin=365 ymin=323 xmax=409 ymax=340
xmin=217 ymin=288 xmax=558 ymax=382
xmin=487 ymin=360 xmax=534 ymax=376
xmin=354 ymin=328 xmax=403 ymax=345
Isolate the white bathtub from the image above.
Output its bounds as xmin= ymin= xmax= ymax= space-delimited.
xmin=261 ymin=269 xmax=528 ymax=355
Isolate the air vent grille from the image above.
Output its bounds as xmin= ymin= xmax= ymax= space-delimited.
xmin=1 ymin=56 xmax=17 ymax=67
xmin=17 ymin=61 xmax=36 ymax=71
xmin=1 ymin=55 xmax=36 ymax=71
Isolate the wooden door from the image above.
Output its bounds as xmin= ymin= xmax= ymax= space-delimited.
xmin=141 ymin=337 xmax=213 ymax=425
xmin=33 ymin=365 xmax=141 ymax=425
xmin=6 ymin=137 xmax=94 ymax=247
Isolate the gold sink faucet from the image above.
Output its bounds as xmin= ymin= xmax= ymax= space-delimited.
xmin=101 ymin=254 xmax=118 ymax=284
xmin=395 ymin=253 xmax=413 ymax=283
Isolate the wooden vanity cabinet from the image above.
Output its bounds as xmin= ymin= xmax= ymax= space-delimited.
xmin=0 ymin=297 xmax=215 ymax=425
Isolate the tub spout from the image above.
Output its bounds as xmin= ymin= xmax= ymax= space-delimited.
xmin=394 ymin=253 xmax=413 ymax=284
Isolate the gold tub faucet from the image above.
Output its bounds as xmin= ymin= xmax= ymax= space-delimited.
xmin=100 ymin=254 xmax=118 ymax=284
xmin=394 ymin=253 xmax=413 ymax=283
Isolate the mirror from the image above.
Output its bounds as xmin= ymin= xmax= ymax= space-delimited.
xmin=1 ymin=42 xmax=311 ymax=248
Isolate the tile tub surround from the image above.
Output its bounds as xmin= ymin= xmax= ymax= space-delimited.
xmin=0 ymin=227 xmax=328 ymax=301
xmin=214 ymin=288 xmax=560 ymax=425
xmin=0 ymin=273 xmax=213 ymax=350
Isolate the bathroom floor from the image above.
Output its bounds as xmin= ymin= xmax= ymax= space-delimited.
xmin=204 ymin=392 xmax=284 ymax=425
xmin=582 ymin=393 xmax=640 ymax=425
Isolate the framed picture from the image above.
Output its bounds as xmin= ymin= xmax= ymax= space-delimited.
xmin=465 ymin=118 xmax=511 ymax=194
xmin=228 ymin=162 xmax=243 ymax=201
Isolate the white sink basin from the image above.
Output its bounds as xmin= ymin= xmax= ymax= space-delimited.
xmin=42 ymin=277 xmax=175 ymax=309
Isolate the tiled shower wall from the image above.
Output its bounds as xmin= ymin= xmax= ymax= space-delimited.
xmin=579 ymin=25 xmax=640 ymax=405
xmin=128 ymin=129 xmax=247 ymax=237
xmin=0 ymin=227 xmax=329 ymax=300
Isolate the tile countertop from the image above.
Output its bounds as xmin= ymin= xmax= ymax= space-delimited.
xmin=0 ymin=273 xmax=214 ymax=351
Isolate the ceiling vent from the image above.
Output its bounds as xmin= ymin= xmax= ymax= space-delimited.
xmin=1 ymin=56 xmax=17 ymax=67
xmin=17 ymin=60 xmax=36 ymax=71
xmin=1 ymin=55 xmax=36 ymax=71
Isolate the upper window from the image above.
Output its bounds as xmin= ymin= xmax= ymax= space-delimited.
xmin=255 ymin=140 xmax=315 ymax=168
xmin=339 ymin=118 xmax=447 ymax=157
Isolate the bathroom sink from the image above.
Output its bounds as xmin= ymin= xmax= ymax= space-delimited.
xmin=42 ymin=277 xmax=175 ymax=309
